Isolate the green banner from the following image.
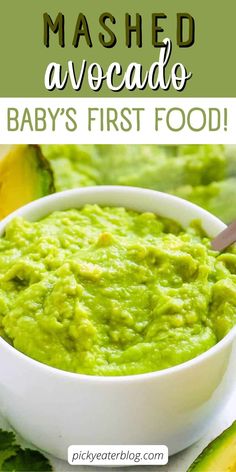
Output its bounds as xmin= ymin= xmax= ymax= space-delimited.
xmin=0 ymin=0 xmax=235 ymax=97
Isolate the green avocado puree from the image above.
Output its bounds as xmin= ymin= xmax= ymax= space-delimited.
xmin=42 ymin=144 xmax=236 ymax=223
xmin=0 ymin=205 xmax=236 ymax=376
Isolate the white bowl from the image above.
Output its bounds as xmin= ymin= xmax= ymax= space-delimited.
xmin=0 ymin=186 xmax=235 ymax=460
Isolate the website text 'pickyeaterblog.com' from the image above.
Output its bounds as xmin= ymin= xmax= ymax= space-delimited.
xmin=68 ymin=445 xmax=168 ymax=466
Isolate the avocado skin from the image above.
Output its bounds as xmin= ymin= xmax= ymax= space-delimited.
xmin=187 ymin=421 xmax=236 ymax=471
xmin=0 ymin=145 xmax=55 ymax=219
xmin=31 ymin=144 xmax=55 ymax=196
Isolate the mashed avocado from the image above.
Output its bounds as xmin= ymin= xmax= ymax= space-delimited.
xmin=0 ymin=205 xmax=236 ymax=376
xmin=42 ymin=144 xmax=236 ymax=223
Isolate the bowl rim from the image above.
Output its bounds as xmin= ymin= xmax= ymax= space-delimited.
xmin=0 ymin=323 xmax=235 ymax=383
xmin=0 ymin=185 xmax=235 ymax=383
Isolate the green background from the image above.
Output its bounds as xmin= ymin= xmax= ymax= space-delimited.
xmin=0 ymin=0 xmax=235 ymax=97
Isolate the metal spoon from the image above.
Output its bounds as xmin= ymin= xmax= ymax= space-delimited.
xmin=211 ymin=220 xmax=236 ymax=252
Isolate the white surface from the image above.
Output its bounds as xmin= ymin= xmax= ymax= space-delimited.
xmin=0 ymin=187 xmax=235 ymax=467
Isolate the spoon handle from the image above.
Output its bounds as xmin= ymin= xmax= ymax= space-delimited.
xmin=211 ymin=220 xmax=236 ymax=252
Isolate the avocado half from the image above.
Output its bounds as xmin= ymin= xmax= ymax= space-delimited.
xmin=188 ymin=421 xmax=236 ymax=471
xmin=0 ymin=145 xmax=55 ymax=219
